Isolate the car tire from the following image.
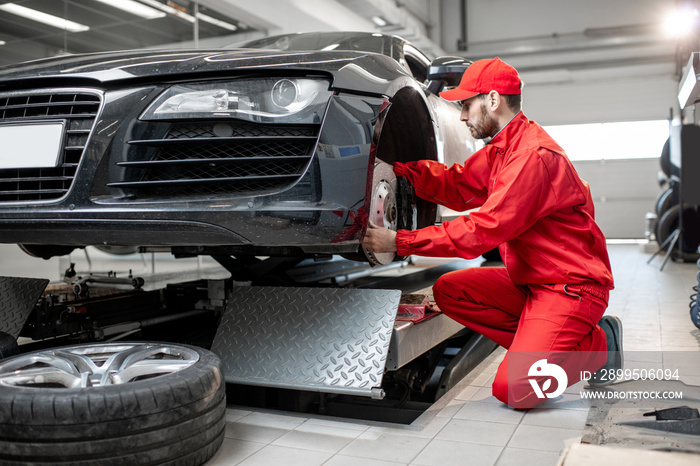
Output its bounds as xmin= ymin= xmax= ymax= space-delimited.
xmin=0 ymin=342 xmax=226 ymax=465
xmin=656 ymin=204 xmax=700 ymax=254
xmin=655 ymin=187 xmax=675 ymax=218
xmin=660 ymin=137 xmax=671 ymax=178
xmin=656 ymin=204 xmax=680 ymax=251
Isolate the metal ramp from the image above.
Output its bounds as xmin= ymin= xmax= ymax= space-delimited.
xmin=211 ymin=286 xmax=401 ymax=399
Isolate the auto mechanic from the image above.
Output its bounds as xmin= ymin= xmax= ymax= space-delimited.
xmin=362 ymin=57 xmax=623 ymax=408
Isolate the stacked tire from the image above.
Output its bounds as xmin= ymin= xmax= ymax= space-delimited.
xmin=654 ymin=135 xmax=700 ymax=255
xmin=0 ymin=342 xmax=226 ymax=465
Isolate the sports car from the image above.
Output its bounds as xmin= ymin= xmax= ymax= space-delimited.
xmin=0 ymin=31 xmax=475 ymax=269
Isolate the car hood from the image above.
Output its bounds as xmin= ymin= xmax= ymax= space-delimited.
xmin=0 ymin=48 xmax=410 ymax=95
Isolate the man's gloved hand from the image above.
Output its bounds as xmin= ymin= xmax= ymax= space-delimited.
xmin=362 ymin=221 xmax=397 ymax=253
xmin=392 ymin=161 xmax=406 ymax=177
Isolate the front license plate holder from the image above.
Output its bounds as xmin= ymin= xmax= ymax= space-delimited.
xmin=0 ymin=121 xmax=65 ymax=169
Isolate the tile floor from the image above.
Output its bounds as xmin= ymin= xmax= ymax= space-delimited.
xmin=206 ymin=243 xmax=700 ymax=466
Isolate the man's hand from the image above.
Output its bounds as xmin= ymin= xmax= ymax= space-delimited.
xmin=362 ymin=221 xmax=397 ymax=253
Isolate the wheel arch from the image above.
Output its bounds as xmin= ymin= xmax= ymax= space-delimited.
xmin=375 ymin=86 xmax=438 ymax=166
xmin=373 ymin=86 xmax=439 ymax=229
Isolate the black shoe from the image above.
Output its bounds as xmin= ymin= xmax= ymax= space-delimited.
xmin=587 ymin=315 xmax=624 ymax=387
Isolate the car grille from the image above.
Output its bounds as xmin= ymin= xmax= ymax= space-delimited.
xmin=111 ymin=121 xmax=321 ymax=198
xmin=0 ymin=91 xmax=101 ymax=202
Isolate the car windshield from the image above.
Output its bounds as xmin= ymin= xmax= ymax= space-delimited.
xmin=237 ymin=32 xmax=390 ymax=56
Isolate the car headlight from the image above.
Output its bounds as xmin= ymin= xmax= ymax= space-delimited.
xmin=140 ymin=77 xmax=333 ymax=124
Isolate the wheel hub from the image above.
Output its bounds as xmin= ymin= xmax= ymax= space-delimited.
xmin=0 ymin=343 xmax=199 ymax=388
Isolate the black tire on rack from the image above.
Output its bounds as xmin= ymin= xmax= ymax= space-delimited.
xmin=660 ymin=137 xmax=671 ymax=178
xmin=655 ymin=187 xmax=675 ymax=218
xmin=0 ymin=342 xmax=226 ymax=466
xmin=656 ymin=204 xmax=700 ymax=254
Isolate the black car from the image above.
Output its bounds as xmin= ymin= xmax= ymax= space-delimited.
xmin=0 ymin=31 xmax=474 ymax=268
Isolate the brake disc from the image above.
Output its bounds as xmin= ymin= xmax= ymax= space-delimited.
xmin=363 ymin=161 xmax=398 ymax=266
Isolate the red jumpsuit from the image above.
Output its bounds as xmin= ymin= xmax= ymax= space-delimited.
xmin=393 ymin=112 xmax=614 ymax=408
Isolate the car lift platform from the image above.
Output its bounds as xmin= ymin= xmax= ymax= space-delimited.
xmin=1 ymin=266 xmax=491 ymax=407
xmin=211 ymin=286 xmax=466 ymax=400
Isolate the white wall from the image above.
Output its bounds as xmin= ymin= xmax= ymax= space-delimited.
xmin=573 ymin=158 xmax=662 ymax=239
xmin=439 ymin=0 xmax=681 ymax=125
xmin=435 ymin=0 xmax=678 ymax=237
xmin=1 ymin=245 xmax=62 ymax=280
xmin=522 ymin=74 xmax=678 ymax=126
xmin=464 ymin=0 xmax=670 ymax=43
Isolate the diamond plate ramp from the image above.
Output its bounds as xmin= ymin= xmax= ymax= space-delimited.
xmin=0 ymin=276 xmax=49 ymax=338
xmin=211 ymin=286 xmax=401 ymax=399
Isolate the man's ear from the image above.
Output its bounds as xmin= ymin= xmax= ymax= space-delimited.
xmin=488 ymin=90 xmax=501 ymax=111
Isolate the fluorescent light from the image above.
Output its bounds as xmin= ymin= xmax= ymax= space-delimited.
xmin=138 ymin=0 xmax=195 ymax=23
xmin=0 ymin=3 xmax=90 ymax=32
xmin=371 ymin=16 xmax=387 ymax=27
xmin=92 ymin=0 xmax=165 ymax=20
xmin=664 ymin=8 xmax=699 ymax=37
xmin=0 ymin=40 xmax=5 ymax=46
xmin=196 ymin=12 xmax=237 ymax=31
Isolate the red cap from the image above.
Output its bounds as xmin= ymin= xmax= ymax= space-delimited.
xmin=440 ymin=57 xmax=521 ymax=102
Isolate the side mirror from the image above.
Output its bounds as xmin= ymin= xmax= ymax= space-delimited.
xmin=426 ymin=56 xmax=472 ymax=94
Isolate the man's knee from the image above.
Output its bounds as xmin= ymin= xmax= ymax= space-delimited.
xmin=432 ymin=273 xmax=451 ymax=302
xmin=432 ymin=272 xmax=468 ymax=316
xmin=492 ymin=375 xmax=509 ymax=405
xmin=492 ymin=361 xmax=549 ymax=409
xmin=433 ymin=269 xmax=474 ymax=301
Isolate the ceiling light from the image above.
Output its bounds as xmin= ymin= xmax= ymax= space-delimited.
xmin=138 ymin=0 xmax=195 ymax=23
xmin=0 ymin=40 xmax=5 ymax=46
xmin=371 ymin=16 xmax=387 ymax=27
xmin=664 ymin=8 xmax=699 ymax=37
xmin=196 ymin=12 xmax=238 ymax=31
xmin=0 ymin=3 xmax=90 ymax=32
xmin=92 ymin=0 xmax=165 ymax=20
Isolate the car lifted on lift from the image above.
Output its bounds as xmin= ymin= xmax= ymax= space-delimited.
xmin=0 ymin=32 xmax=476 ymax=267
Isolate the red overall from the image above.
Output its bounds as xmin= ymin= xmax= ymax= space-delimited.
xmin=393 ymin=112 xmax=614 ymax=408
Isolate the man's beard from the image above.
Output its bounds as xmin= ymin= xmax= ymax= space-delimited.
xmin=467 ymin=102 xmax=499 ymax=140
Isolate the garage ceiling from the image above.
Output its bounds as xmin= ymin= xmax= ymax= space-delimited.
xmin=0 ymin=0 xmax=252 ymax=66
xmin=0 ymin=0 xmax=689 ymax=125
